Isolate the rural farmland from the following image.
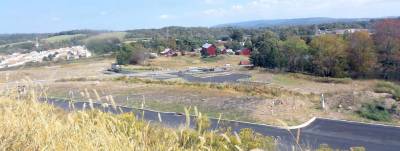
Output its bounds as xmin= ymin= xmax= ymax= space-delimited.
xmin=1 ymin=1 xmax=400 ymax=150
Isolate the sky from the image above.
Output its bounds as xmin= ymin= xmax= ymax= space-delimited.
xmin=0 ymin=0 xmax=399 ymax=33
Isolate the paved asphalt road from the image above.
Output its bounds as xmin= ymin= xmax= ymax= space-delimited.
xmin=171 ymin=72 xmax=251 ymax=83
xmin=114 ymin=70 xmax=251 ymax=83
xmin=42 ymin=99 xmax=400 ymax=151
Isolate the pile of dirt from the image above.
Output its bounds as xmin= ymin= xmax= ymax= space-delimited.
xmin=326 ymin=91 xmax=398 ymax=114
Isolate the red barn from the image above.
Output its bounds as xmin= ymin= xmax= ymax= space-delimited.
xmin=240 ymin=48 xmax=251 ymax=56
xmin=201 ymin=43 xmax=217 ymax=57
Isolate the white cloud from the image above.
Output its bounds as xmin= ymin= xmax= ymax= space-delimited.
xmin=231 ymin=5 xmax=243 ymax=11
xmin=159 ymin=14 xmax=172 ymax=19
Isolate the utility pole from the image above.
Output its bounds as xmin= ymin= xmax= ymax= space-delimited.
xmin=321 ymin=93 xmax=326 ymax=110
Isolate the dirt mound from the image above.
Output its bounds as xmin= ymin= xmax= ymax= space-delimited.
xmin=326 ymin=91 xmax=397 ymax=113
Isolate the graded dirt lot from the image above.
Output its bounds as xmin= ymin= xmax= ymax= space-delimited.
xmin=0 ymin=57 xmax=114 ymax=82
xmin=1 ymin=56 xmax=399 ymax=126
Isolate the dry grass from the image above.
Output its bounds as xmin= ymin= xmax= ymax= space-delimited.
xmin=0 ymin=57 xmax=114 ymax=83
xmin=250 ymin=69 xmax=376 ymax=94
xmin=2 ymin=55 xmax=397 ymax=127
xmin=113 ymin=76 xmax=316 ymax=99
xmin=0 ymin=79 xmax=366 ymax=151
xmin=0 ymin=88 xmax=276 ymax=150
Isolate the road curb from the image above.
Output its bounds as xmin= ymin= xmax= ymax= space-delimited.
xmin=288 ymin=117 xmax=317 ymax=129
xmin=44 ymin=98 xmax=400 ymax=130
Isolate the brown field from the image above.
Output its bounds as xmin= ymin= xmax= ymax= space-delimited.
xmin=1 ymin=55 xmax=399 ymax=126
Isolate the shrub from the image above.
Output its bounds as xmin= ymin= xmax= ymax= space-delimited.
xmin=358 ymin=102 xmax=392 ymax=121
xmin=116 ymin=43 xmax=149 ymax=65
xmin=374 ymin=81 xmax=400 ymax=101
xmin=237 ymin=128 xmax=275 ymax=150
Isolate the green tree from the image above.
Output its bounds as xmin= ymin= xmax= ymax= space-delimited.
xmin=116 ymin=43 xmax=148 ymax=65
xmin=86 ymin=37 xmax=121 ymax=54
xmin=230 ymin=29 xmax=244 ymax=42
xmin=225 ymin=41 xmax=242 ymax=51
xmin=347 ymin=31 xmax=377 ymax=77
xmin=280 ymin=36 xmax=310 ymax=72
xmin=251 ymin=31 xmax=282 ymax=69
xmin=310 ymin=35 xmax=348 ymax=77
xmin=116 ymin=44 xmax=133 ymax=65
xmin=244 ymin=40 xmax=252 ymax=49
xmin=166 ymin=37 xmax=177 ymax=50
xmin=373 ymin=19 xmax=400 ymax=80
xmin=176 ymin=38 xmax=198 ymax=51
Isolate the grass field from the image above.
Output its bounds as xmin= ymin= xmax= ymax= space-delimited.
xmin=83 ymin=32 xmax=127 ymax=42
xmin=1 ymin=55 xmax=399 ymax=127
xmin=44 ymin=34 xmax=86 ymax=43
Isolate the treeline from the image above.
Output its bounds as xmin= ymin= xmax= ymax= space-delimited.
xmin=125 ymin=20 xmax=375 ymax=42
xmin=49 ymin=29 xmax=107 ymax=37
xmin=126 ymin=27 xmax=256 ymax=53
xmin=122 ymin=20 xmax=377 ymax=54
xmin=127 ymin=26 xmax=235 ymax=40
xmin=0 ymin=33 xmax=49 ymax=45
xmin=250 ymin=19 xmax=400 ymax=80
xmin=0 ymin=18 xmax=383 ymax=55
xmin=138 ymin=37 xmax=204 ymax=53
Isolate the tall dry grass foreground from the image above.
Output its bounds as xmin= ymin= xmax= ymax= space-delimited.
xmin=0 ymin=94 xmax=276 ymax=151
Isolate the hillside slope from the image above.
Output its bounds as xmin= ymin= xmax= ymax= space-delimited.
xmin=215 ymin=17 xmax=372 ymax=28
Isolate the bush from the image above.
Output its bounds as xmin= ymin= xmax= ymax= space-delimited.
xmin=374 ymin=81 xmax=400 ymax=101
xmin=116 ymin=43 xmax=149 ymax=65
xmin=358 ymin=102 xmax=392 ymax=121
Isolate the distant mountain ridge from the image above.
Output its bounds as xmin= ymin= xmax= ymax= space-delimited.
xmin=214 ymin=17 xmax=374 ymax=28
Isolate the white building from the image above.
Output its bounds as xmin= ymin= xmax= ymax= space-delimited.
xmin=0 ymin=46 xmax=92 ymax=69
xmin=316 ymin=28 xmax=370 ymax=36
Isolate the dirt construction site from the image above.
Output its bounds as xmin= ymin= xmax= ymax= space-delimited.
xmin=0 ymin=55 xmax=399 ymax=126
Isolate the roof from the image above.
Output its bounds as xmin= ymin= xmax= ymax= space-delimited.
xmin=226 ymin=49 xmax=234 ymax=53
xmin=160 ymin=48 xmax=172 ymax=54
xmin=202 ymin=43 xmax=213 ymax=49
